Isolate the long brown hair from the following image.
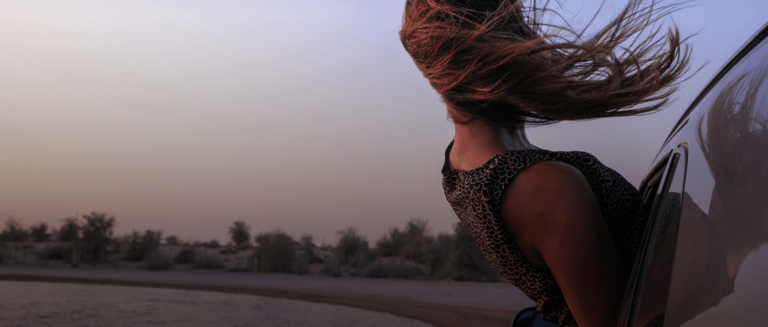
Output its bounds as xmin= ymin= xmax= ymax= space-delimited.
xmin=401 ymin=0 xmax=692 ymax=127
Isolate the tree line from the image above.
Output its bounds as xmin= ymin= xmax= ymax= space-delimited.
xmin=0 ymin=212 xmax=502 ymax=282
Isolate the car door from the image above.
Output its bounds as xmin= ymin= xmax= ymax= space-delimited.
xmin=619 ymin=21 xmax=768 ymax=327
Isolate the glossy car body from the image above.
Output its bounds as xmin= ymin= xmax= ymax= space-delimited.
xmin=618 ymin=21 xmax=768 ymax=327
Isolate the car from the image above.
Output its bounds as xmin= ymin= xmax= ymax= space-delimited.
xmin=619 ymin=19 xmax=768 ymax=327
xmin=513 ymin=20 xmax=768 ymax=327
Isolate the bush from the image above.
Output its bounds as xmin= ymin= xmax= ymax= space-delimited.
xmin=362 ymin=258 xmax=427 ymax=279
xmin=145 ymin=253 xmax=173 ymax=270
xmin=336 ymin=227 xmax=365 ymax=267
xmin=124 ymin=230 xmax=162 ymax=262
xmin=40 ymin=245 xmax=74 ymax=262
xmin=58 ymin=217 xmax=80 ymax=242
xmin=192 ymin=254 xmax=223 ymax=269
xmin=255 ymin=230 xmax=296 ymax=273
xmin=436 ymin=223 xmax=503 ymax=283
xmin=0 ymin=217 xmax=29 ymax=242
xmin=80 ymin=212 xmax=116 ymax=263
xmin=30 ymin=223 xmax=51 ymax=242
xmin=174 ymin=249 xmax=192 ymax=264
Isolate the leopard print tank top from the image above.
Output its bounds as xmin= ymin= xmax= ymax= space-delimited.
xmin=441 ymin=141 xmax=647 ymax=326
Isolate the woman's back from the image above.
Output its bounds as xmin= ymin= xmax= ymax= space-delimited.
xmin=442 ymin=141 xmax=647 ymax=326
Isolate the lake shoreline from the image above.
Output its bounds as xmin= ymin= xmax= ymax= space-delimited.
xmin=0 ymin=267 xmax=530 ymax=327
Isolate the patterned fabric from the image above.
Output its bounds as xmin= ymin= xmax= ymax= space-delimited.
xmin=441 ymin=141 xmax=647 ymax=326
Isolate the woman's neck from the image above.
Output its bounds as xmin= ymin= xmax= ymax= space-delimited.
xmin=449 ymin=117 xmax=536 ymax=171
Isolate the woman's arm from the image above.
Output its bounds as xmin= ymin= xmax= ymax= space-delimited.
xmin=502 ymin=161 xmax=627 ymax=327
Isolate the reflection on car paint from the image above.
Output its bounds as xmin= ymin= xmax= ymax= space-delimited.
xmin=663 ymin=48 xmax=768 ymax=326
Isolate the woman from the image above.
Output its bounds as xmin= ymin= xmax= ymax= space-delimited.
xmin=400 ymin=0 xmax=690 ymax=326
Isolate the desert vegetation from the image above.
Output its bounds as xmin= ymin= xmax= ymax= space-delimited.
xmin=0 ymin=213 xmax=502 ymax=282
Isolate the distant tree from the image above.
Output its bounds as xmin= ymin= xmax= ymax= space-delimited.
xmin=30 ymin=223 xmax=51 ymax=242
xmin=255 ymin=230 xmax=296 ymax=273
xmin=440 ymin=223 xmax=501 ymax=282
xmin=80 ymin=212 xmax=116 ymax=263
xmin=174 ymin=248 xmax=192 ymax=264
xmin=336 ymin=227 xmax=365 ymax=266
xmin=228 ymin=220 xmax=251 ymax=248
xmin=0 ymin=216 xmax=29 ymax=242
xmin=299 ymin=234 xmax=315 ymax=255
xmin=124 ymin=229 xmax=163 ymax=261
xmin=205 ymin=239 xmax=221 ymax=248
xmin=165 ymin=235 xmax=181 ymax=246
xmin=401 ymin=218 xmax=432 ymax=264
xmin=425 ymin=232 xmax=453 ymax=276
xmin=58 ymin=216 xmax=80 ymax=242
xmin=376 ymin=227 xmax=406 ymax=257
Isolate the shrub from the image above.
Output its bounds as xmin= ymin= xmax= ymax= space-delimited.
xmin=30 ymin=223 xmax=51 ymax=242
xmin=40 ymin=245 xmax=74 ymax=262
xmin=362 ymin=258 xmax=427 ymax=279
xmin=255 ymin=230 xmax=296 ymax=273
xmin=229 ymin=221 xmax=251 ymax=248
xmin=336 ymin=227 xmax=366 ymax=267
xmin=80 ymin=212 xmax=116 ymax=263
xmin=192 ymin=254 xmax=223 ymax=269
xmin=436 ymin=223 xmax=503 ymax=283
xmin=174 ymin=249 xmax=192 ymax=264
xmin=145 ymin=253 xmax=173 ymax=270
xmin=124 ymin=230 xmax=162 ymax=261
xmin=58 ymin=217 xmax=80 ymax=242
xmin=0 ymin=217 xmax=29 ymax=242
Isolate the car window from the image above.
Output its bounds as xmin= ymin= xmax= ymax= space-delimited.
xmin=664 ymin=32 xmax=768 ymax=327
xmin=622 ymin=149 xmax=686 ymax=327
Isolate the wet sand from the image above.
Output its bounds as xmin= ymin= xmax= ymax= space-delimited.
xmin=0 ymin=267 xmax=535 ymax=327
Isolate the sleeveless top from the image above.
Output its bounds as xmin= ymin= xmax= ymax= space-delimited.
xmin=441 ymin=141 xmax=648 ymax=326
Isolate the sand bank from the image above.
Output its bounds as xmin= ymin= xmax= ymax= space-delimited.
xmin=0 ymin=267 xmax=535 ymax=327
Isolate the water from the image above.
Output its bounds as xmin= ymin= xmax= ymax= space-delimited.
xmin=0 ymin=281 xmax=433 ymax=327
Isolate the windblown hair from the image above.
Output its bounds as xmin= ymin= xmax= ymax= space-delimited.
xmin=401 ymin=0 xmax=692 ymax=127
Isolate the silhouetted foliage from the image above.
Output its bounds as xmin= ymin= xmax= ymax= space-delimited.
xmin=58 ymin=216 xmax=80 ymax=242
xmin=374 ymin=218 xmax=446 ymax=275
xmin=255 ymin=230 xmax=295 ymax=273
xmin=425 ymin=232 xmax=453 ymax=276
xmin=362 ymin=258 xmax=427 ymax=279
xmin=299 ymin=234 xmax=315 ymax=255
xmin=401 ymin=218 xmax=432 ymax=264
xmin=0 ymin=216 xmax=29 ymax=242
xmin=41 ymin=244 xmax=74 ymax=261
xmin=205 ymin=240 xmax=221 ymax=248
xmin=30 ymin=223 xmax=51 ymax=242
xmin=145 ymin=252 xmax=173 ymax=270
xmin=228 ymin=220 xmax=251 ymax=248
xmin=174 ymin=249 xmax=192 ymax=264
xmin=79 ymin=212 xmax=116 ymax=263
xmin=299 ymin=234 xmax=322 ymax=264
xmin=165 ymin=235 xmax=181 ymax=246
xmin=192 ymin=255 xmax=224 ymax=269
xmin=376 ymin=227 xmax=406 ymax=257
xmin=438 ymin=223 xmax=502 ymax=282
xmin=336 ymin=227 xmax=365 ymax=267
xmin=124 ymin=230 xmax=163 ymax=261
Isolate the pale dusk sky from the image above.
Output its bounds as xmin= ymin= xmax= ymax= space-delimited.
xmin=2 ymin=0 xmax=767 ymax=245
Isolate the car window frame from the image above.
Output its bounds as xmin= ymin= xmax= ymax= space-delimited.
xmin=619 ymin=145 xmax=688 ymax=327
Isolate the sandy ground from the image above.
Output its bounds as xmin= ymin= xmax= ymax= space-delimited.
xmin=0 ymin=266 xmax=535 ymax=327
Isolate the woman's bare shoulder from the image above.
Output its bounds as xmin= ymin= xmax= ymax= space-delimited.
xmin=503 ymin=160 xmax=597 ymax=222
xmin=500 ymin=160 xmax=602 ymax=268
xmin=502 ymin=160 xmax=626 ymax=327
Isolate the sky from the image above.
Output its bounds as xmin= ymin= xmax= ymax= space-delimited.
xmin=1 ymin=0 xmax=767 ymax=245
